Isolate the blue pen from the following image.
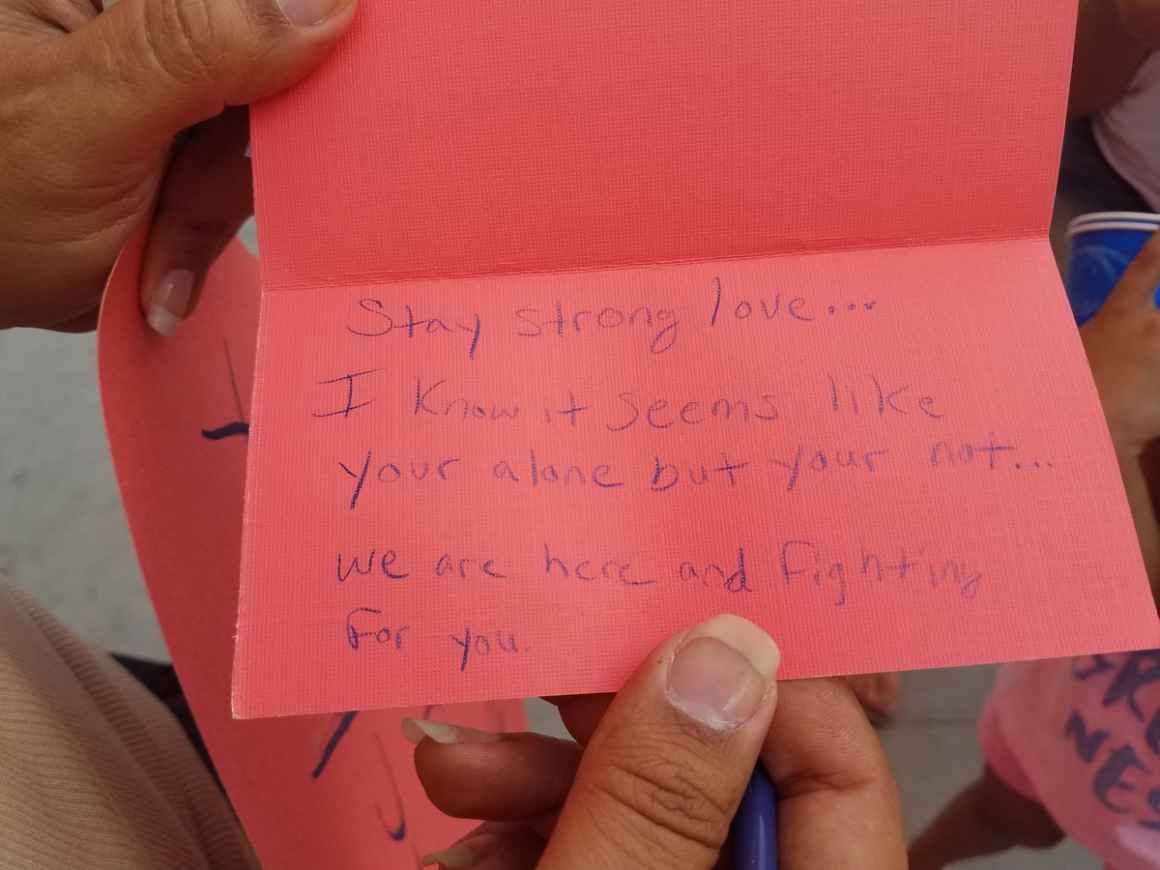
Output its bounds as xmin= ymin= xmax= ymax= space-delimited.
xmin=731 ymin=765 xmax=778 ymax=869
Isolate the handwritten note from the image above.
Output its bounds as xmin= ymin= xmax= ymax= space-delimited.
xmin=98 ymin=234 xmax=525 ymax=867
xmin=237 ymin=0 xmax=1159 ymax=716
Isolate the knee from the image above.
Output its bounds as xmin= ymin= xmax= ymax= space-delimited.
xmin=969 ymin=771 xmax=1064 ymax=850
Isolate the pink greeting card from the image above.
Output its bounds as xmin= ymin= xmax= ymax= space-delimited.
xmin=99 ymin=233 xmax=524 ymax=866
xmin=235 ymin=0 xmax=1159 ymax=717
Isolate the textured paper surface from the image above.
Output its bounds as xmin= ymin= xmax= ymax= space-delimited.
xmin=236 ymin=0 xmax=1160 ymax=717
xmin=252 ymin=1 xmax=1073 ymax=286
xmin=98 ymin=233 xmax=524 ymax=866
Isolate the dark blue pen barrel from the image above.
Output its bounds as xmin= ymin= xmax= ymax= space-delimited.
xmin=732 ymin=765 xmax=778 ymax=869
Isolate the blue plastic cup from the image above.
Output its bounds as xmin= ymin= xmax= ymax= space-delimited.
xmin=1066 ymin=211 xmax=1160 ymax=325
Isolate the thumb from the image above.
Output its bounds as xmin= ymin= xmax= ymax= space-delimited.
xmin=52 ymin=0 xmax=356 ymax=159
xmin=539 ymin=615 xmax=780 ymax=870
xmin=1106 ymin=230 xmax=1160 ymax=315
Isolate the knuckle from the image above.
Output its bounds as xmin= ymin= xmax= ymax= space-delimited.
xmin=581 ymin=734 xmax=731 ymax=859
xmin=245 ymin=0 xmax=295 ymax=35
xmin=144 ymin=0 xmax=224 ymax=87
xmin=170 ymin=213 xmax=239 ymax=245
xmin=17 ymin=0 xmax=99 ymax=31
xmin=159 ymin=214 xmax=239 ymax=266
xmin=134 ymin=0 xmax=286 ymax=117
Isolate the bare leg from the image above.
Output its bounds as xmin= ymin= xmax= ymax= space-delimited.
xmin=908 ymin=767 xmax=1063 ymax=870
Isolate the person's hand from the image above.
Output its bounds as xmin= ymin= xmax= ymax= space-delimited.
xmin=0 ymin=0 xmax=356 ymax=333
xmin=405 ymin=615 xmax=905 ymax=869
xmin=1083 ymin=232 xmax=1160 ymax=594
xmin=1083 ymin=233 xmax=1160 ymax=456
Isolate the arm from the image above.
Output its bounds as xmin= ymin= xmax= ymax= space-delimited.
xmin=1069 ymin=0 xmax=1154 ymax=117
xmin=1083 ymin=233 xmax=1160 ymax=600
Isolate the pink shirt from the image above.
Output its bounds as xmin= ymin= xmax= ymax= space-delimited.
xmin=982 ymin=654 xmax=1160 ymax=868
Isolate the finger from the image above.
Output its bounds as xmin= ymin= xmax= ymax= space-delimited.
xmin=540 ymin=615 xmax=780 ymax=870
xmin=1106 ymin=230 xmax=1160 ymax=314
xmin=47 ymin=307 xmax=102 ymax=333
xmin=547 ymin=693 xmax=612 ymax=746
xmin=138 ymin=108 xmax=252 ymax=333
xmin=53 ymin=0 xmax=357 ymax=164
xmin=761 ymin=678 xmax=905 ymax=870
xmin=422 ymin=822 xmax=544 ymax=870
xmin=407 ymin=718 xmax=581 ymax=821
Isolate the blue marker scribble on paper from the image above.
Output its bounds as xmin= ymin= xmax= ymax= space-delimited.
xmin=311 ymin=711 xmax=359 ymax=779
xmin=202 ymin=421 xmax=250 ymax=440
xmin=372 ymin=732 xmax=407 ymax=842
xmin=201 ymin=338 xmax=250 ymax=441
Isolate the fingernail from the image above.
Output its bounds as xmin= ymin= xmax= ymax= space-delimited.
xmin=667 ymin=615 xmax=779 ymax=730
xmin=146 ymin=270 xmax=194 ymax=336
xmin=276 ymin=0 xmax=341 ymax=26
xmin=420 ymin=834 xmax=496 ymax=868
xmin=402 ymin=718 xmax=501 ymax=745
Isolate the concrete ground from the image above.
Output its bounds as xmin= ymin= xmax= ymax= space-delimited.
xmin=0 ymin=222 xmax=1094 ymax=867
